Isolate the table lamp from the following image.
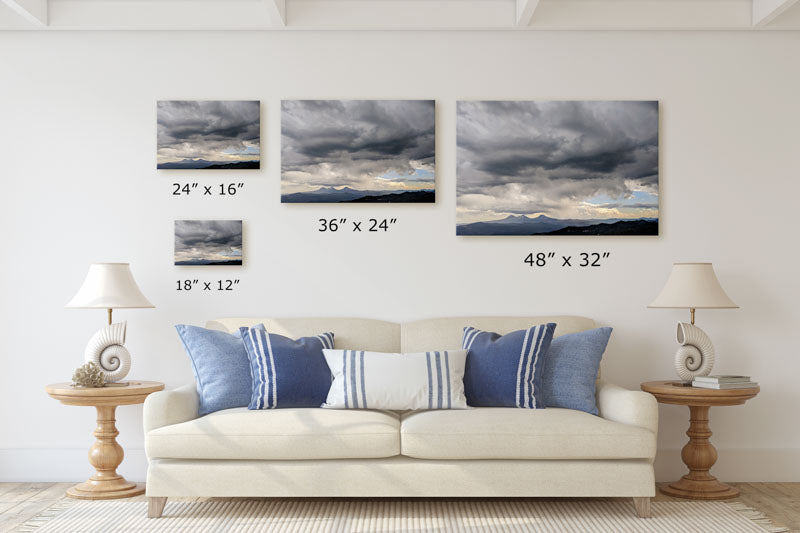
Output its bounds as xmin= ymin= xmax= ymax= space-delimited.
xmin=66 ymin=263 xmax=154 ymax=383
xmin=648 ymin=262 xmax=738 ymax=382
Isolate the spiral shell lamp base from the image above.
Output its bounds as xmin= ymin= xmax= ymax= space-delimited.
xmin=84 ymin=322 xmax=131 ymax=383
xmin=673 ymin=321 xmax=715 ymax=381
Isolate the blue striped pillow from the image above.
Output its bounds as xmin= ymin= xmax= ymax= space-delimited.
xmin=240 ymin=327 xmax=334 ymax=409
xmin=462 ymin=323 xmax=556 ymax=408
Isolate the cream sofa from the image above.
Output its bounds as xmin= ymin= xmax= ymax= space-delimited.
xmin=143 ymin=316 xmax=658 ymax=518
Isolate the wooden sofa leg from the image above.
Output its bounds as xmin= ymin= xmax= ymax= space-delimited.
xmin=148 ymin=497 xmax=167 ymax=518
xmin=633 ymin=497 xmax=651 ymax=518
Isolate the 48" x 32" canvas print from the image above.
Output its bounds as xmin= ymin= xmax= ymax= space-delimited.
xmin=456 ymin=100 xmax=659 ymax=236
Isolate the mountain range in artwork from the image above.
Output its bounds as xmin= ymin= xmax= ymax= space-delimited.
xmin=457 ymin=100 xmax=659 ymax=236
xmin=157 ymin=101 xmax=260 ymax=170
xmin=158 ymin=159 xmax=259 ymax=170
xmin=281 ymin=187 xmax=435 ymax=203
xmin=281 ymin=100 xmax=435 ymax=203
xmin=457 ymin=214 xmax=658 ymax=236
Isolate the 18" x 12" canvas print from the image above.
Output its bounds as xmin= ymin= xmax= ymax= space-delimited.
xmin=456 ymin=101 xmax=659 ymax=236
xmin=281 ymin=100 xmax=435 ymax=203
xmin=174 ymin=220 xmax=243 ymax=266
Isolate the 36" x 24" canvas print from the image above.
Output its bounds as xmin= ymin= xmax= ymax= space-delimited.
xmin=281 ymin=100 xmax=435 ymax=203
xmin=456 ymin=100 xmax=659 ymax=236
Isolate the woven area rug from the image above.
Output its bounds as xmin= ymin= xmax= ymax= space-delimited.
xmin=16 ymin=499 xmax=788 ymax=533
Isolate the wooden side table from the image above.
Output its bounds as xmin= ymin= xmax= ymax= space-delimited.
xmin=641 ymin=380 xmax=759 ymax=500
xmin=45 ymin=381 xmax=165 ymax=500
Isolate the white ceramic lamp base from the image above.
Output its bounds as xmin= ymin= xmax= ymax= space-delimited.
xmin=674 ymin=322 xmax=715 ymax=381
xmin=84 ymin=322 xmax=131 ymax=383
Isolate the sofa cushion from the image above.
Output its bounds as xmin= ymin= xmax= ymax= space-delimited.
xmin=400 ymin=316 xmax=596 ymax=353
xmin=146 ymin=408 xmax=400 ymax=460
xmin=400 ymin=408 xmax=655 ymax=460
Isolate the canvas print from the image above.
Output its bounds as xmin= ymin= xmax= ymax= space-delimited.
xmin=157 ymin=101 xmax=260 ymax=170
xmin=174 ymin=220 xmax=243 ymax=266
xmin=456 ymin=101 xmax=659 ymax=236
xmin=281 ymin=100 xmax=435 ymax=203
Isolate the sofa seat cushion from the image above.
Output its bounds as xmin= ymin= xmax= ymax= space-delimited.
xmin=400 ymin=408 xmax=655 ymax=460
xmin=147 ymin=407 xmax=400 ymax=460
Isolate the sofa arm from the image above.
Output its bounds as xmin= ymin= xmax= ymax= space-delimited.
xmin=143 ymin=383 xmax=199 ymax=433
xmin=596 ymin=380 xmax=658 ymax=435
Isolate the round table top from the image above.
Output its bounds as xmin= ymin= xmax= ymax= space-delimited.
xmin=46 ymin=381 xmax=165 ymax=407
xmin=641 ymin=380 xmax=759 ymax=407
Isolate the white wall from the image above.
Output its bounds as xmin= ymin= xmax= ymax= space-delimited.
xmin=0 ymin=30 xmax=798 ymax=483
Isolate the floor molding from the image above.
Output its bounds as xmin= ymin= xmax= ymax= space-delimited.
xmin=2 ymin=448 xmax=799 ymax=482
xmin=654 ymin=448 xmax=800 ymax=482
xmin=0 ymin=449 xmax=147 ymax=482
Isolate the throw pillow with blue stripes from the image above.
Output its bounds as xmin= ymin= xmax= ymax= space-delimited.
xmin=240 ymin=327 xmax=334 ymax=409
xmin=321 ymin=349 xmax=469 ymax=410
xmin=462 ymin=323 xmax=556 ymax=408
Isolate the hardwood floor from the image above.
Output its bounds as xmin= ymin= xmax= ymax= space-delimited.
xmin=0 ymin=482 xmax=798 ymax=532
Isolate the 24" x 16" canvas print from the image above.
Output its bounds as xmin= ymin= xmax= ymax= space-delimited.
xmin=157 ymin=100 xmax=260 ymax=170
xmin=281 ymin=100 xmax=435 ymax=203
xmin=174 ymin=220 xmax=243 ymax=266
xmin=456 ymin=100 xmax=659 ymax=236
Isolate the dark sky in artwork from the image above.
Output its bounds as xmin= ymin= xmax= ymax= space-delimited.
xmin=158 ymin=101 xmax=260 ymax=164
xmin=174 ymin=220 xmax=242 ymax=263
xmin=281 ymin=100 xmax=435 ymax=193
xmin=456 ymin=101 xmax=659 ymax=223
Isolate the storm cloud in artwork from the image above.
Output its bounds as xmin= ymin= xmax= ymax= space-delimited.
xmin=456 ymin=101 xmax=659 ymax=235
xmin=174 ymin=220 xmax=243 ymax=266
xmin=157 ymin=101 xmax=260 ymax=170
xmin=281 ymin=100 xmax=435 ymax=203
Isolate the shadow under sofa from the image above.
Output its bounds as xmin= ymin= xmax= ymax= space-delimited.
xmin=143 ymin=316 xmax=658 ymax=518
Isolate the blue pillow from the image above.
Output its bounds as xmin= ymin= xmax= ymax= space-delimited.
xmin=462 ymin=323 xmax=556 ymax=408
xmin=240 ymin=327 xmax=334 ymax=409
xmin=542 ymin=327 xmax=613 ymax=415
xmin=175 ymin=324 xmax=265 ymax=417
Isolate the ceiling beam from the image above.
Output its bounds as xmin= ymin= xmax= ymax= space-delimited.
xmin=264 ymin=0 xmax=286 ymax=26
xmin=752 ymin=0 xmax=800 ymax=26
xmin=1 ymin=0 xmax=47 ymax=26
xmin=516 ymin=0 xmax=540 ymax=27
xmin=2 ymin=0 xmax=797 ymax=31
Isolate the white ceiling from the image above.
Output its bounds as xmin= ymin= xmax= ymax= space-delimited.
xmin=1 ymin=0 xmax=799 ymax=30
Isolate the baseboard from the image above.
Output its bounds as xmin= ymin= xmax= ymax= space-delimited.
xmin=0 ymin=448 xmax=148 ymax=482
xmin=654 ymin=448 xmax=800 ymax=482
xmin=2 ymin=448 xmax=799 ymax=483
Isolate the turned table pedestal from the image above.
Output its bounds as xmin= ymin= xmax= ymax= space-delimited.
xmin=45 ymin=381 xmax=164 ymax=500
xmin=640 ymin=380 xmax=759 ymax=500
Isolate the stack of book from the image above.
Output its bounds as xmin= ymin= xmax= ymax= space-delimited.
xmin=692 ymin=375 xmax=758 ymax=389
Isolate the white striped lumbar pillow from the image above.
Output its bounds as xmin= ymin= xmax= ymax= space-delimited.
xmin=321 ymin=349 xmax=469 ymax=410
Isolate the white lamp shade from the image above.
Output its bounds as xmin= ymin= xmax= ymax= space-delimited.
xmin=66 ymin=263 xmax=154 ymax=309
xmin=648 ymin=262 xmax=738 ymax=309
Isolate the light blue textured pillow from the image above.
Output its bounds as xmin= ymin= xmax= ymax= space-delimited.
xmin=542 ymin=327 xmax=613 ymax=415
xmin=240 ymin=327 xmax=334 ymax=409
xmin=175 ymin=324 xmax=265 ymax=417
xmin=462 ymin=324 xmax=556 ymax=408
